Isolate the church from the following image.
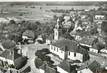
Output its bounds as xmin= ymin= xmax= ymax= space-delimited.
xmin=48 ymin=18 xmax=87 ymax=62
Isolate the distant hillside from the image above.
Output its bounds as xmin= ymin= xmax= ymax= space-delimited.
xmin=0 ymin=2 xmax=107 ymax=6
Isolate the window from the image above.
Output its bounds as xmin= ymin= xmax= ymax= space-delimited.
xmin=51 ymin=46 xmax=52 ymax=49
xmin=61 ymin=49 xmax=63 ymax=53
xmin=74 ymin=52 xmax=76 ymax=57
xmin=57 ymin=48 xmax=58 ymax=52
xmin=56 ymin=32 xmax=57 ymax=36
xmin=54 ymin=47 xmax=55 ymax=51
xmin=68 ymin=51 xmax=70 ymax=56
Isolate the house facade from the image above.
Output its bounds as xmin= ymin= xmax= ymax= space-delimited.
xmin=95 ymin=15 xmax=105 ymax=20
xmin=50 ymin=38 xmax=83 ymax=62
xmin=78 ymin=68 xmax=93 ymax=73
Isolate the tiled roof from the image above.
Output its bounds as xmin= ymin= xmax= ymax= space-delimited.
xmin=51 ymin=38 xmax=78 ymax=52
xmin=78 ymin=37 xmax=94 ymax=46
xmin=58 ymin=60 xmax=70 ymax=72
xmin=51 ymin=38 xmax=86 ymax=54
xmin=70 ymin=31 xmax=91 ymax=38
xmin=40 ymin=64 xmax=56 ymax=73
xmin=88 ymin=60 xmax=101 ymax=73
xmin=22 ymin=30 xmax=35 ymax=39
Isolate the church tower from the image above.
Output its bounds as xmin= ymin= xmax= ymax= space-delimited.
xmin=54 ymin=18 xmax=60 ymax=40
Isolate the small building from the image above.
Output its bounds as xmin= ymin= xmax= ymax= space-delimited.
xmin=77 ymin=60 xmax=101 ymax=73
xmin=57 ymin=60 xmax=74 ymax=73
xmin=94 ymin=12 xmax=107 ymax=23
xmin=78 ymin=68 xmax=93 ymax=73
xmin=46 ymin=34 xmax=54 ymax=45
xmin=100 ymin=47 xmax=107 ymax=57
xmin=39 ymin=63 xmax=57 ymax=73
xmin=95 ymin=15 xmax=105 ymax=20
xmin=0 ymin=49 xmax=22 ymax=67
xmin=22 ymin=30 xmax=35 ymax=43
xmin=36 ymin=35 xmax=44 ymax=43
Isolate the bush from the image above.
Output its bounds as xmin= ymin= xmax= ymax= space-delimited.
xmin=2 ymin=39 xmax=16 ymax=49
xmin=14 ymin=56 xmax=28 ymax=69
xmin=34 ymin=58 xmax=43 ymax=68
xmin=35 ymin=48 xmax=50 ymax=56
xmin=22 ymin=66 xmax=31 ymax=73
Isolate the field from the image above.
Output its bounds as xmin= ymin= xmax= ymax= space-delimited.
xmin=0 ymin=4 xmax=98 ymax=22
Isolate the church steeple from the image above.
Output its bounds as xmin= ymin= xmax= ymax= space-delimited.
xmin=55 ymin=18 xmax=60 ymax=29
xmin=54 ymin=18 xmax=60 ymax=40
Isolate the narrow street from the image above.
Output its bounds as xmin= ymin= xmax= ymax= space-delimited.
xmin=22 ymin=43 xmax=49 ymax=73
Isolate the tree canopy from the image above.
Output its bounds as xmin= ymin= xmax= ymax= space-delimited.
xmin=2 ymin=40 xmax=16 ymax=49
xmin=35 ymin=58 xmax=43 ymax=68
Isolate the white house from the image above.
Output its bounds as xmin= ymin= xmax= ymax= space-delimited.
xmin=0 ymin=49 xmax=23 ymax=68
xmin=78 ymin=68 xmax=93 ymax=73
xmin=50 ymin=38 xmax=84 ymax=62
xmin=39 ymin=63 xmax=57 ymax=73
xmin=95 ymin=15 xmax=105 ymax=20
xmin=56 ymin=60 xmax=73 ymax=73
xmin=77 ymin=60 xmax=101 ymax=73
xmin=100 ymin=48 xmax=107 ymax=57
xmin=0 ymin=18 xmax=9 ymax=23
xmin=89 ymin=47 xmax=98 ymax=53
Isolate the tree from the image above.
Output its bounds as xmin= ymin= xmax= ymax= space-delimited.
xmin=53 ymin=15 xmax=58 ymax=21
xmin=34 ymin=58 xmax=43 ymax=68
xmin=2 ymin=40 xmax=16 ymax=49
xmin=101 ymin=21 xmax=107 ymax=33
xmin=8 ymin=33 xmax=22 ymax=43
xmin=14 ymin=56 xmax=28 ymax=69
xmin=9 ymin=20 xmax=16 ymax=25
xmin=90 ymin=26 xmax=98 ymax=35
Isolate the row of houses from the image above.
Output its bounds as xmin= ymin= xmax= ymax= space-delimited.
xmin=39 ymin=15 xmax=107 ymax=73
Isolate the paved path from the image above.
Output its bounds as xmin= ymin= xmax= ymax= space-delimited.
xmin=22 ymin=43 xmax=49 ymax=73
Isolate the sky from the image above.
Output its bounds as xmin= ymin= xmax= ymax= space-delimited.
xmin=0 ymin=0 xmax=107 ymax=2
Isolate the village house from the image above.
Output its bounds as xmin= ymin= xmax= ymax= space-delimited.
xmin=94 ymin=12 xmax=107 ymax=24
xmin=95 ymin=14 xmax=105 ymax=20
xmin=40 ymin=60 xmax=79 ymax=73
xmin=39 ymin=63 xmax=58 ymax=73
xmin=0 ymin=17 xmax=9 ymax=23
xmin=0 ymin=49 xmax=22 ymax=68
xmin=57 ymin=60 xmax=77 ymax=73
xmin=22 ymin=30 xmax=35 ymax=44
xmin=100 ymin=47 xmax=107 ymax=57
xmin=78 ymin=60 xmax=101 ymax=73
xmin=36 ymin=35 xmax=44 ymax=42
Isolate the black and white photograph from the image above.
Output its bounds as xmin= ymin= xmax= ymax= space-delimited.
xmin=0 ymin=0 xmax=107 ymax=73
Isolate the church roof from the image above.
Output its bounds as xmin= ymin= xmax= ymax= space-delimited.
xmin=51 ymin=38 xmax=78 ymax=52
xmin=51 ymin=38 xmax=85 ymax=54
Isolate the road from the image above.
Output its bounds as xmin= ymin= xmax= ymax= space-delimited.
xmin=22 ymin=42 xmax=49 ymax=73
